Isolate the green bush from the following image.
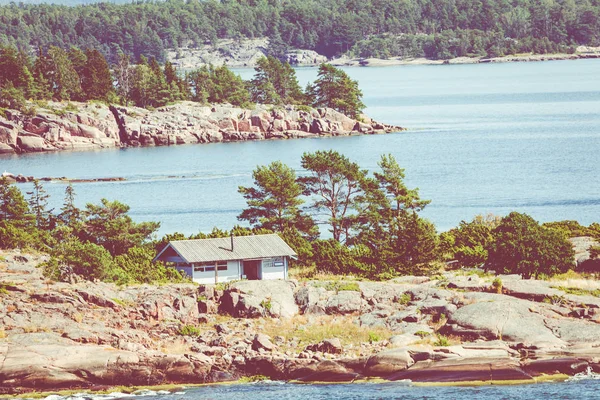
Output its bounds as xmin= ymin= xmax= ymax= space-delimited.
xmin=179 ymin=325 xmax=201 ymax=336
xmin=434 ymin=334 xmax=450 ymax=346
xmin=487 ymin=212 xmax=575 ymax=279
xmin=491 ymin=277 xmax=503 ymax=294
xmin=397 ymin=293 xmax=412 ymax=306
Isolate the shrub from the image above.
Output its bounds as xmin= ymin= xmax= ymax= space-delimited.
xmin=492 ymin=277 xmax=503 ymax=294
xmin=487 ymin=212 xmax=574 ymax=278
xmin=179 ymin=325 xmax=201 ymax=336
xmin=397 ymin=292 xmax=412 ymax=306
xmin=434 ymin=334 xmax=450 ymax=346
xmin=260 ymin=298 xmax=273 ymax=312
xmin=368 ymin=331 xmax=381 ymax=343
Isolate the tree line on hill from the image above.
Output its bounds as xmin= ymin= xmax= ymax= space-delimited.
xmin=0 ymin=0 xmax=598 ymax=64
xmin=0 ymin=44 xmax=365 ymax=118
xmin=2 ymin=151 xmax=598 ymax=284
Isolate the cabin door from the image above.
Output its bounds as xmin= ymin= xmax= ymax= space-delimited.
xmin=243 ymin=260 xmax=262 ymax=280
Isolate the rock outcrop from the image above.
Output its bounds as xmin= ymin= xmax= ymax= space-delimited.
xmin=0 ymin=102 xmax=402 ymax=156
xmin=2 ymin=250 xmax=600 ymax=395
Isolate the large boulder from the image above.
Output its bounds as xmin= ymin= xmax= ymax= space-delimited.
xmin=324 ymin=291 xmax=366 ymax=315
xmin=0 ymin=121 xmax=18 ymax=145
xmin=364 ymin=349 xmax=414 ymax=376
xmin=446 ymin=298 xmax=564 ymax=345
xmin=17 ymin=135 xmax=54 ymax=152
xmin=223 ymin=280 xmax=299 ymax=319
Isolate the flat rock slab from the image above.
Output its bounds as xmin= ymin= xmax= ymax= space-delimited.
xmin=388 ymin=358 xmax=533 ymax=383
xmin=448 ymin=298 xmax=565 ymax=345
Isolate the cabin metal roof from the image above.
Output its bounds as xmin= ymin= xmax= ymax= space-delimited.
xmin=156 ymin=234 xmax=297 ymax=263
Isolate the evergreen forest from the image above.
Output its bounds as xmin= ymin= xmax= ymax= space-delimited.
xmin=0 ymin=0 xmax=598 ymax=63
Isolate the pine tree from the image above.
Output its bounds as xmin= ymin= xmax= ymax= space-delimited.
xmin=27 ymin=179 xmax=53 ymax=230
xmin=250 ymin=56 xmax=304 ymax=105
xmin=299 ymin=150 xmax=368 ymax=243
xmin=238 ymin=161 xmax=317 ymax=238
xmin=307 ymin=64 xmax=365 ymax=118
xmin=81 ymin=49 xmax=114 ymax=101
xmin=58 ymin=183 xmax=81 ymax=227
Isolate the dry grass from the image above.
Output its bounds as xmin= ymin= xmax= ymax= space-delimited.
xmin=22 ymin=325 xmax=50 ymax=333
xmin=159 ymin=338 xmax=191 ymax=354
xmin=72 ymin=312 xmax=84 ymax=323
xmin=261 ymin=314 xmax=392 ymax=354
xmin=289 ymin=266 xmax=365 ymax=282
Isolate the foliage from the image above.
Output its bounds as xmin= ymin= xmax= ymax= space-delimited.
xmin=443 ymin=215 xmax=499 ymax=268
xmin=43 ymin=238 xmax=115 ymax=281
xmin=238 ymin=161 xmax=317 ymax=238
xmin=492 ymin=277 xmax=503 ymax=294
xmin=433 ymin=334 xmax=451 ymax=347
xmin=486 ymin=212 xmax=575 ymax=279
xmin=310 ymin=239 xmax=372 ymax=276
xmin=356 ymin=154 xmax=438 ymax=275
xmin=542 ymin=220 xmax=600 ymax=238
xmin=249 ymin=56 xmax=304 ymax=105
xmin=299 ymin=150 xmax=368 ymax=243
xmin=322 ymin=281 xmax=361 ymax=292
xmin=113 ymin=246 xmax=187 ymax=285
xmin=0 ymin=0 xmax=596 ymax=64
xmin=80 ymin=198 xmax=160 ymax=257
xmin=306 ymin=64 xmax=364 ymax=118
xmin=0 ymin=177 xmax=39 ymax=249
xmin=178 ymin=325 xmax=201 ymax=337
xmin=186 ymin=65 xmax=251 ymax=107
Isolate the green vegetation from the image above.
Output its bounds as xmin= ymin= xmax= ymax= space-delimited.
xmin=0 ymin=150 xmax=594 ymax=284
xmin=434 ymin=334 xmax=451 ymax=347
xmin=0 ymin=0 xmax=598 ymax=63
xmin=1 ymin=44 xmax=364 ymax=117
xmin=486 ymin=212 xmax=574 ymax=279
xmin=492 ymin=278 xmax=503 ymax=294
xmin=553 ymin=286 xmax=600 ymax=298
xmin=397 ymin=293 xmax=413 ymax=306
xmin=178 ymin=325 xmax=202 ymax=337
xmin=306 ymin=64 xmax=365 ymax=118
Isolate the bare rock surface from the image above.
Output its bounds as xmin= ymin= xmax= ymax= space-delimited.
xmin=0 ymin=102 xmax=403 ymax=158
xmin=2 ymin=250 xmax=600 ymax=394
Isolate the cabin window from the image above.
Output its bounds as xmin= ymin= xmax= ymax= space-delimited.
xmin=194 ymin=261 xmax=228 ymax=272
xmin=263 ymin=257 xmax=284 ymax=268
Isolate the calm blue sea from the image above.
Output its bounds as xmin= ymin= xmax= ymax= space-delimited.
xmin=34 ymin=377 xmax=600 ymax=400
xmin=1 ymin=59 xmax=599 ymax=235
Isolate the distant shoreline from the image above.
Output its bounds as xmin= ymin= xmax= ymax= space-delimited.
xmin=328 ymin=52 xmax=600 ymax=67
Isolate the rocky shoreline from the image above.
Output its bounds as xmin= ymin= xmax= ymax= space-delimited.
xmin=1 ymin=249 xmax=600 ymax=395
xmin=0 ymin=102 xmax=401 ymax=157
xmin=165 ymin=38 xmax=600 ymax=69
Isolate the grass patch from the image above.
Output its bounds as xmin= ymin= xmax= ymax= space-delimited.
xmin=553 ymin=286 xmax=600 ymax=298
xmin=313 ymin=281 xmax=361 ymax=293
xmin=261 ymin=315 xmax=392 ymax=354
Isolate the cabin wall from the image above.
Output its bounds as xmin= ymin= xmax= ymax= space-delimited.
xmin=261 ymin=257 xmax=286 ymax=280
xmin=192 ymin=260 xmax=240 ymax=284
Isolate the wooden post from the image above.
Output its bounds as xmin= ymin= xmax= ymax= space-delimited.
xmin=215 ymin=261 xmax=218 ymax=284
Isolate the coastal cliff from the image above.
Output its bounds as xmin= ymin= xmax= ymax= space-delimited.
xmin=1 ymin=250 xmax=600 ymax=395
xmin=0 ymin=101 xmax=401 ymax=156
